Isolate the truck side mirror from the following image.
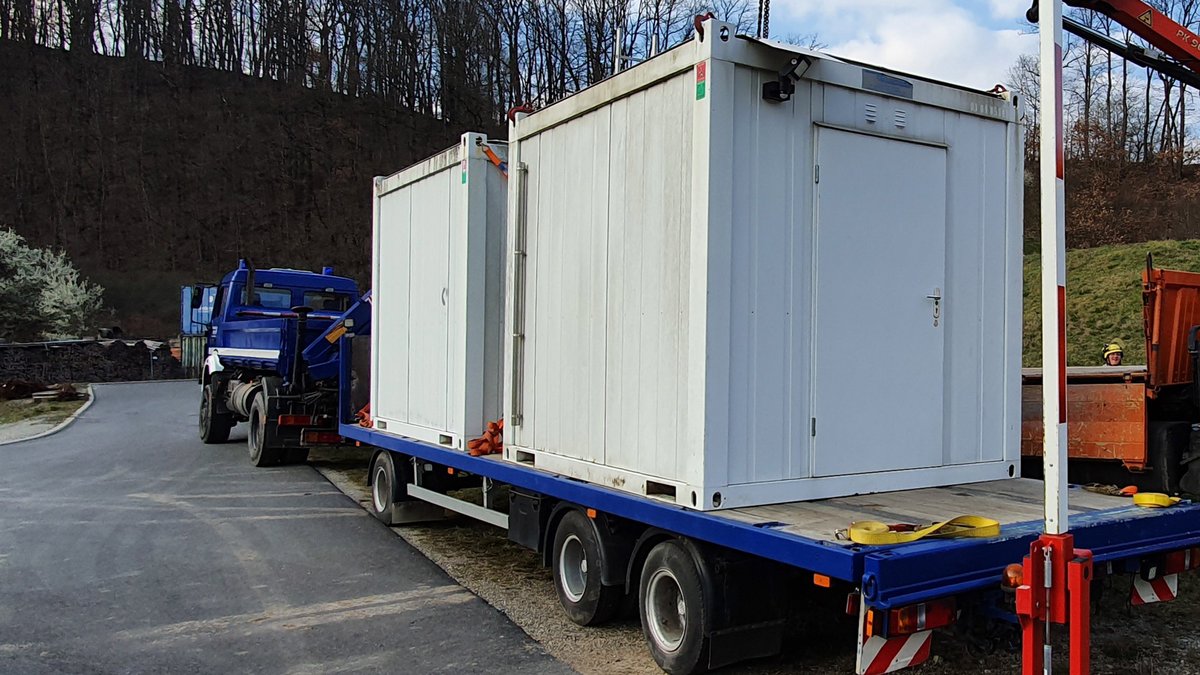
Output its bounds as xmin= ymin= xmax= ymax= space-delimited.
xmin=190 ymin=289 xmax=204 ymax=309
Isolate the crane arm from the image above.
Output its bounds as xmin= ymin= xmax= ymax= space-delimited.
xmin=1029 ymin=0 xmax=1200 ymax=84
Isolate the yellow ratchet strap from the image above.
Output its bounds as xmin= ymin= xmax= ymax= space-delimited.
xmin=1133 ymin=492 xmax=1181 ymax=508
xmin=846 ymin=515 xmax=1001 ymax=545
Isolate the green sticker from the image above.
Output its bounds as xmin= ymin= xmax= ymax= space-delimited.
xmin=696 ymin=81 xmax=706 ymax=100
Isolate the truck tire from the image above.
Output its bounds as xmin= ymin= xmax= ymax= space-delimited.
xmin=1147 ymin=421 xmax=1189 ymax=494
xmin=199 ymin=383 xmax=233 ymax=444
xmin=639 ymin=540 xmax=711 ymax=674
xmin=552 ymin=510 xmax=623 ymax=626
xmin=369 ymin=451 xmax=403 ymax=525
xmin=248 ymin=392 xmax=281 ymax=467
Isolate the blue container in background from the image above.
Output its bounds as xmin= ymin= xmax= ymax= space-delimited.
xmin=180 ymin=286 xmax=217 ymax=335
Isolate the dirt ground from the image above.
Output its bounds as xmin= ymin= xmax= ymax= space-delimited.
xmin=310 ymin=449 xmax=1200 ymax=675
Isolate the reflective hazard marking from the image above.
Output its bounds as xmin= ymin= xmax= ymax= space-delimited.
xmin=1131 ymin=574 xmax=1178 ymax=605
xmin=858 ymin=632 xmax=933 ymax=674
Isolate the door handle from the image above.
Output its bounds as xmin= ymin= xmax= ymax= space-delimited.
xmin=927 ymin=288 xmax=941 ymax=327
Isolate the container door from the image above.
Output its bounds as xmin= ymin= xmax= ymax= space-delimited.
xmin=812 ymin=128 xmax=946 ymax=477
xmin=406 ymin=173 xmax=452 ymax=430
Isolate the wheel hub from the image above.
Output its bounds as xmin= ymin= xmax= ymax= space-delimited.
xmin=646 ymin=568 xmax=686 ymax=653
xmin=559 ymin=534 xmax=588 ymax=603
xmin=373 ymin=464 xmax=390 ymax=514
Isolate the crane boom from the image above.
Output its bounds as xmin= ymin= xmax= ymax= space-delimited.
xmin=1030 ymin=0 xmax=1200 ymax=84
xmin=1063 ymin=14 xmax=1200 ymax=88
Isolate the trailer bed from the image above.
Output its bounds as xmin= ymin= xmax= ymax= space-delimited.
xmin=342 ymin=424 xmax=1200 ymax=611
xmin=721 ymin=479 xmax=1126 ymax=543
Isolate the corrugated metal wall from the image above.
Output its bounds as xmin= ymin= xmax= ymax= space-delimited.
xmin=180 ymin=335 xmax=206 ymax=379
xmin=514 ymin=70 xmax=696 ymax=477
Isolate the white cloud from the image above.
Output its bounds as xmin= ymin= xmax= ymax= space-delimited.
xmin=770 ymin=0 xmax=1037 ymax=89
xmin=988 ymin=0 xmax=1034 ymax=22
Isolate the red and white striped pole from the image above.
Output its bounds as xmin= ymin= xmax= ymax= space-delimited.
xmin=1039 ymin=0 xmax=1067 ymax=539
xmin=1037 ymin=1 xmax=1071 ymax=672
xmin=1018 ymin=17 xmax=1094 ymax=667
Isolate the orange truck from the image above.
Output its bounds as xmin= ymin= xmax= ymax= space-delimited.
xmin=1022 ymin=260 xmax=1200 ymax=494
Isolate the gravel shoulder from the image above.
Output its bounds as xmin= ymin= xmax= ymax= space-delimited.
xmin=310 ymin=449 xmax=1200 ymax=674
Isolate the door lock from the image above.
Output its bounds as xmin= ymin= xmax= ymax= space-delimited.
xmin=927 ymin=288 xmax=942 ymax=327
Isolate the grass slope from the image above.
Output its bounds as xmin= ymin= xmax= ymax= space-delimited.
xmin=0 ymin=398 xmax=85 ymax=425
xmin=1024 ymin=240 xmax=1200 ymax=366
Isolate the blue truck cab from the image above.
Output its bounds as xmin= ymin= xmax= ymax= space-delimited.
xmin=196 ymin=260 xmax=362 ymax=466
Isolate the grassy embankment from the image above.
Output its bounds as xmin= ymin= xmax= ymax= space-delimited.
xmin=1023 ymin=240 xmax=1200 ymax=367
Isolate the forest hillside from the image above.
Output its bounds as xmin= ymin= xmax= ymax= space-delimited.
xmin=0 ymin=40 xmax=467 ymax=334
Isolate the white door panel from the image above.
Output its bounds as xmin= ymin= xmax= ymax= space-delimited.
xmin=812 ymin=129 xmax=947 ymax=477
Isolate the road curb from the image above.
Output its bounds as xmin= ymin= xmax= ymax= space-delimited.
xmin=0 ymin=384 xmax=97 ymax=447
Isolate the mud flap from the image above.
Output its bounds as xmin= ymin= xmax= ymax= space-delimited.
xmin=1131 ymin=573 xmax=1179 ymax=605
xmin=855 ymin=599 xmax=932 ymax=675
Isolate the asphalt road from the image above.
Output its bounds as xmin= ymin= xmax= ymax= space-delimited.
xmin=0 ymin=381 xmax=570 ymax=674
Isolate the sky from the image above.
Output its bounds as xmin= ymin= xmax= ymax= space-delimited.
xmin=768 ymin=0 xmax=1040 ymax=90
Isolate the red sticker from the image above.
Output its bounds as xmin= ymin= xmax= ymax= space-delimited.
xmin=696 ymin=61 xmax=707 ymax=82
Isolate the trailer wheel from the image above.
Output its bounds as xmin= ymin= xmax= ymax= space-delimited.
xmin=552 ymin=510 xmax=622 ymax=626
xmin=639 ymin=540 xmax=710 ymax=674
xmin=369 ymin=452 xmax=403 ymax=525
xmin=247 ymin=392 xmax=281 ymax=467
xmin=199 ymin=383 xmax=232 ymax=444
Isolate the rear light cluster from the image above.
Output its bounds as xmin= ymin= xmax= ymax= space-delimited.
xmin=278 ymin=414 xmax=314 ymax=427
xmin=1162 ymin=547 xmax=1200 ymax=575
xmin=302 ymin=430 xmax=342 ymax=445
xmin=865 ymin=598 xmax=957 ymax=637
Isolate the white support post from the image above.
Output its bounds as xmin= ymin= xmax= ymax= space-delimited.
xmin=1039 ymin=0 xmax=1068 ymax=535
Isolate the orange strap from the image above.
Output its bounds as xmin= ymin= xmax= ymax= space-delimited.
xmin=481 ymin=145 xmax=508 ymax=177
xmin=356 ymin=403 xmax=373 ymax=428
xmin=468 ymin=418 xmax=504 ymax=456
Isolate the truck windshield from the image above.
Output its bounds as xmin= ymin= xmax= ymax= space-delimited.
xmin=304 ymin=291 xmax=350 ymax=312
xmin=246 ymin=286 xmax=292 ymax=309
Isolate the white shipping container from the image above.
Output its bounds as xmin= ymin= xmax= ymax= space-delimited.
xmin=371 ymin=132 xmax=508 ymax=450
xmin=503 ymin=21 xmax=1025 ymax=510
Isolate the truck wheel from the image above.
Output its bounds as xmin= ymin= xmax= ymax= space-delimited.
xmin=369 ymin=452 xmax=403 ymax=525
xmin=248 ymin=392 xmax=281 ymax=467
xmin=639 ymin=540 xmax=710 ymax=674
xmin=1148 ymin=421 xmax=1189 ymax=494
xmin=199 ymin=383 xmax=232 ymax=444
xmin=552 ymin=510 xmax=622 ymax=626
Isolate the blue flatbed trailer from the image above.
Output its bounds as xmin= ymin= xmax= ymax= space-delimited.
xmin=329 ymin=313 xmax=1200 ymax=674
xmin=340 ymin=423 xmax=1200 ymax=603
xmin=321 ymin=294 xmax=1200 ymax=674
